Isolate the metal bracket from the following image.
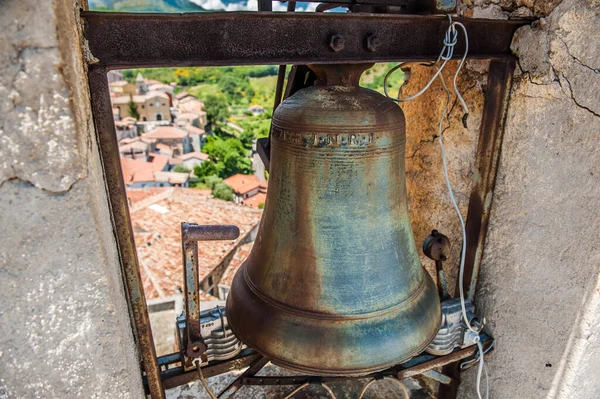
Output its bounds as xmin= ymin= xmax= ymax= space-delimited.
xmin=181 ymin=223 xmax=240 ymax=360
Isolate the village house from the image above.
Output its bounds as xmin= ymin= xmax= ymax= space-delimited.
xmin=121 ymin=154 xmax=169 ymax=188
xmin=177 ymin=95 xmax=205 ymax=116
xmin=109 ymin=79 xmax=136 ymax=95
xmin=128 ymin=188 xmax=262 ymax=299
xmin=248 ymin=104 xmax=266 ymax=116
xmin=169 ymin=151 xmax=209 ymax=171
xmin=143 ymin=125 xmax=191 ymax=157
xmin=114 ymin=116 xmax=138 ymax=140
xmin=119 ymin=137 xmax=150 ymax=160
xmin=223 ymin=174 xmax=268 ymax=207
xmin=111 ymin=91 xmax=171 ymax=122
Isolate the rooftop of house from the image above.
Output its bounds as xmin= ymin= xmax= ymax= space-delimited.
xmin=179 ymin=124 xmax=205 ymax=136
xmin=175 ymin=91 xmax=191 ymax=100
xmin=219 ymin=241 xmax=254 ymax=287
xmin=129 ymin=188 xmax=261 ymax=299
xmin=144 ymin=126 xmax=189 ymax=140
xmin=110 ymin=91 xmax=169 ymax=105
xmin=119 ymin=140 xmax=149 ymax=153
xmin=154 ymin=171 xmax=190 ymax=185
xmin=179 ymin=99 xmax=205 ymax=114
xmin=242 ymin=192 xmax=267 ymax=209
xmin=148 ymin=83 xmax=173 ymax=92
xmin=127 ymin=187 xmax=172 ymax=205
xmin=177 ymin=152 xmax=209 ymax=162
xmin=223 ymin=174 xmax=266 ymax=195
xmin=109 ymin=80 xmax=131 ymax=87
xmin=145 ymin=90 xmax=170 ymax=100
xmin=176 ymin=112 xmax=202 ymax=121
xmin=121 ymin=154 xmax=169 ymax=184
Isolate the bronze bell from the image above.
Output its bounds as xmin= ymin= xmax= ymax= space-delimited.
xmin=226 ymin=64 xmax=441 ymax=376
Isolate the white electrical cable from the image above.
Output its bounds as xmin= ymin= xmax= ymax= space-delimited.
xmin=384 ymin=15 xmax=489 ymax=399
xmin=194 ymin=360 xmax=219 ymax=399
xmin=384 ymin=16 xmax=470 ymax=128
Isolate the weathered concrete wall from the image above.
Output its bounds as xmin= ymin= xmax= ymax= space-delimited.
xmin=0 ymin=0 xmax=144 ymax=397
xmin=456 ymin=0 xmax=600 ymax=397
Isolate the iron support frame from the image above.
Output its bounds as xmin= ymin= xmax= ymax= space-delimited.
xmin=83 ymin=9 xmax=525 ymax=399
xmin=82 ymin=11 xmax=528 ymax=69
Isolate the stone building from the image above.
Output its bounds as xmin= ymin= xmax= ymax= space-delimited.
xmin=0 ymin=0 xmax=599 ymax=398
xmin=111 ymin=90 xmax=171 ymax=122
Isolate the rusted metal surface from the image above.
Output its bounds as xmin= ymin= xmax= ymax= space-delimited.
xmin=87 ymin=65 xmax=165 ymax=399
xmin=82 ymin=12 xmax=529 ymax=68
xmin=181 ymin=224 xmax=240 ymax=359
xmin=161 ymin=349 xmax=262 ymax=390
xmin=227 ymin=64 xmax=441 ymax=376
xmin=182 ymin=223 xmax=240 ymax=243
xmin=236 ymin=335 xmax=492 ymax=385
xmin=437 ymin=59 xmax=515 ymax=399
xmin=217 ymin=356 xmax=269 ymax=398
xmin=463 ymin=59 xmax=516 ymax=301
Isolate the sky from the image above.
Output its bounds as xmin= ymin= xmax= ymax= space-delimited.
xmin=189 ymin=0 xmax=319 ymax=12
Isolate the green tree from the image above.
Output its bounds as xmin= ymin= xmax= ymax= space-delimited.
xmin=217 ymin=73 xmax=255 ymax=105
xmin=173 ymin=165 xmax=190 ymax=173
xmin=127 ymin=99 xmax=140 ymax=120
xmin=202 ymin=175 xmax=224 ymax=189
xmin=239 ymin=130 xmax=255 ymax=150
xmin=194 ymin=161 xmax=219 ymax=179
xmin=211 ymin=182 xmax=234 ymax=201
xmin=203 ymin=94 xmax=230 ymax=131
xmin=201 ymin=136 xmax=252 ymax=178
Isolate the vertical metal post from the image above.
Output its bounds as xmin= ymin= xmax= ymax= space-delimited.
xmin=437 ymin=58 xmax=515 ymax=399
xmin=181 ymin=224 xmax=240 ymax=360
xmin=463 ymin=59 xmax=516 ymax=301
xmin=87 ymin=65 xmax=165 ymax=399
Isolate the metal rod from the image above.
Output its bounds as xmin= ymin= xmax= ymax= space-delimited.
xmin=463 ymin=59 xmax=516 ymax=301
xmin=161 ymin=351 xmax=263 ymax=390
xmin=87 ymin=65 xmax=165 ymax=399
xmin=82 ymin=12 xmax=530 ymax=69
xmin=217 ymin=356 xmax=269 ymax=398
xmin=238 ymin=338 xmax=493 ymax=386
xmin=182 ymin=223 xmax=240 ymax=243
xmin=181 ymin=223 xmax=240 ymax=359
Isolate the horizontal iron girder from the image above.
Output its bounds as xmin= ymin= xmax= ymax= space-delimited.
xmin=82 ymin=11 xmax=530 ymax=69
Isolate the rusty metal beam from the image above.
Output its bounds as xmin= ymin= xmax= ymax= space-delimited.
xmin=217 ymin=356 xmax=269 ymax=398
xmin=82 ymin=11 xmax=529 ymax=69
xmin=463 ymin=59 xmax=516 ymax=301
xmin=87 ymin=65 xmax=165 ymax=399
xmin=238 ymin=338 xmax=493 ymax=386
xmin=161 ymin=350 xmax=263 ymax=390
xmin=437 ymin=58 xmax=515 ymax=399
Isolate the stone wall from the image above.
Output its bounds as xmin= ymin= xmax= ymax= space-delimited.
xmin=405 ymin=0 xmax=600 ymax=397
xmin=399 ymin=0 xmax=599 ymax=397
xmin=0 ymin=0 xmax=144 ymax=397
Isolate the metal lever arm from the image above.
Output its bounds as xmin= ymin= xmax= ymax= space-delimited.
xmin=181 ymin=223 xmax=240 ymax=359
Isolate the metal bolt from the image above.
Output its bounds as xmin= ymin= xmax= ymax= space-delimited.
xmin=366 ymin=34 xmax=380 ymax=52
xmin=329 ymin=34 xmax=345 ymax=52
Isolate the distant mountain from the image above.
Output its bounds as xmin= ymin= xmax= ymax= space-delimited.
xmin=88 ymin=0 xmax=207 ymax=12
xmin=89 ymin=0 xmax=316 ymax=12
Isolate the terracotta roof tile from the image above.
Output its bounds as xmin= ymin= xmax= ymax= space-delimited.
xmin=130 ymin=188 xmax=261 ymax=300
xmin=121 ymin=154 xmax=169 ymax=184
xmin=177 ymin=152 xmax=209 ymax=162
xmin=220 ymin=242 xmax=254 ymax=287
xmin=127 ymin=188 xmax=171 ymax=205
xmin=242 ymin=192 xmax=267 ymax=209
xmin=144 ymin=126 xmax=189 ymax=140
xmin=223 ymin=174 xmax=261 ymax=195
